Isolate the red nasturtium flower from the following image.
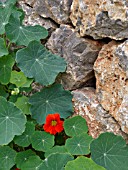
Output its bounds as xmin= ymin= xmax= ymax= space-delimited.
xmin=43 ymin=113 xmax=64 ymax=135
xmin=16 ymin=168 xmax=20 ymax=170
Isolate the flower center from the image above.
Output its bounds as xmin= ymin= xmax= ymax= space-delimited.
xmin=51 ymin=120 xmax=57 ymax=126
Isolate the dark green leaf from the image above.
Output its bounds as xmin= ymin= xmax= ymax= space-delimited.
xmin=16 ymin=41 xmax=66 ymax=86
xmin=0 ymin=55 xmax=15 ymax=84
xmin=15 ymin=150 xmax=36 ymax=169
xmin=0 ymin=85 xmax=9 ymax=98
xmin=31 ymin=131 xmax=54 ymax=151
xmin=64 ymin=116 xmax=88 ymax=137
xmin=39 ymin=153 xmax=73 ymax=170
xmin=15 ymin=96 xmax=31 ymax=115
xmin=29 ymin=84 xmax=73 ymax=124
xmin=90 ymin=132 xmax=128 ymax=170
xmin=0 ymin=96 xmax=26 ymax=145
xmin=0 ymin=38 xmax=8 ymax=57
xmin=0 ymin=146 xmax=16 ymax=170
xmin=65 ymin=133 xmax=93 ymax=155
xmin=65 ymin=156 xmax=106 ymax=170
xmin=6 ymin=16 xmax=48 ymax=46
xmin=14 ymin=121 xmax=35 ymax=147
xmin=21 ymin=155 xmax=43 ymax=170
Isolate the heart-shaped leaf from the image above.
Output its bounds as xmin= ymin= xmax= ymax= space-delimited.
xmin=0 ymin=146 xmax=16 ymax=170
xmin=45 ymin=146 xmax=68 ymax=158
xmin=29 ymin=84 xmax=73 ymax=124
xmin=10 ymin=71 xmax=27 ymax=87
xmin=14 ymin=121 xmax=35 ymax=147
xmin=0 ymin=96 xmax=26 ymax=145
xmin=16 ymin=41 xmax=67 ymax=86
xmin=39 ymin=153 xmax=74 ymax=170
xmin=64 ymin=116 xmax=88 ymax=137
xmin=65 ymin=156 xmax=106 ymax=170
xmin=21 ymin=155 xmax=43 ymax=170
xmin=15 ymin=150 xmax=36 ymax=169
xmin=15 ymin=96 xmax=31 ymax=115
xmin=6 ymin=16 xmax=48 ymax=46
xmin=0 ymin=55 xmax=15 ymax=84
xmin=31 ymin=131 xmax=54 ymax=151
xmin=65 ymin=133 xmax=93 ymax=155
xmin=0 ymin=38 xmax=8 ymax=57
xmin=90 ymin=132 xmax=128 ymax=170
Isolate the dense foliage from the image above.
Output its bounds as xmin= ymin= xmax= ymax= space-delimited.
xmin=0 ymin=1 xmax=128 ymax=170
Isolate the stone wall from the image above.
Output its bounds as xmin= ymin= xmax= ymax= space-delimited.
xmin=19 ymin=0 xmax=128 ymax=141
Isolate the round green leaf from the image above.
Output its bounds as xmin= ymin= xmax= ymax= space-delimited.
xmin=15 ymin=150 xmax=36 ymax=169
xmin=6 ymin=15 xmax=48 ymax=46
xmin=0 ymin=55 xmax=15 ymax=85
xmin=0 ymin=96 xmax=26 ymax=145
xmin=0 ymin=38 xmax=8 ymax=57
xmin=65 ymin=156 xmax=106 ymax=170
xmin=10 ymin=71 xmax=27 ymax=87
xmin=90 ymin=132 xmax=128 ymax=170
xmin=15 ymin=96 xmax=31 ymax=115
xmin=0 ymin=0 xmax=16 ymax=6
xmin=21 ymin=155 xmax=43 ymax=170
xmin=65 ymin=133 xmax=93 ymax=155
xmin=29 ymin=84 xmax=73 ymax=124
xmin=64 ymin=116 xmax=88 ymax=137
xmin=0 ymin=4 xmax=13 ymax=34
xmin=45 ymin=146 xmax=68 ymax=158
xmin=31 ymin=131 xmax=54 ymax=151
xmin=14 ymin=121 xmax=35 ymax=147
xmin=16 ymin=41 xmax=67 ymax=86
xmin=0 ymin=146 xmax=16 ymax=170
xmin=39 ymin=153 xmax=74 ymax=170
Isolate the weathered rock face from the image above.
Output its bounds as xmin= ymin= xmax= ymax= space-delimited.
xmin=70 ymin=0 xmax=128 ymax=40
xmin=18 ymin=1 xmax=57 ymax=34
xmin=34 ymin=0 xmax=73 ymax=24
xmin=47 ymin=25 xmax=103 ymax=90
xmin=72 ymin=87 xmax=128 ymax=140
xmin=94 ymin=40 xmax=128 ymax=133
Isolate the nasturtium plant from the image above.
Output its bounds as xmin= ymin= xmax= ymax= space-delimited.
xmin=65 ymin=133 xmax=93 ymax=155
xmin=29 ymin=84 xmax=73 ymax=124
xmin=31 ymin=131 xmax=55 ymax=152
xmin=0 ymin=146 xmax=16 ymax=170
xmin=0 ymin=55 xmax=15 ymax=84
xmin=16 ymin=41 xmax=67 ymax=86
xmin=0 ymin=96 xmax=26 ymax=145
xmin=65 ymin=156 xmax=106 ymax=170
xmin=14 ymin=121 xmax=35 ymax=147
xmin=5 ymin=16 xmax=48 ymax=46
xmin=0 ymin=1 xmax=127 ymax=170
xmin=64 ymin=115 xmax=88 ymax=137
xmin=90 ymin=132 xmax=128 ymax=170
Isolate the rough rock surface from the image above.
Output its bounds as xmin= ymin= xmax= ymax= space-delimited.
xmin=34 ymin=0 xmax=73 ymax=24
xmin=70 ymin=0 xmax=128 ymax=40
xmin=94 ymin=40 xmax=128 ymax=133
xmin=18 ymin=1 xmax=57 ymax=34
xmin=72 ymin=87 xmax=128 ymax=140
xmin=47 ymin=25 xmax=103 ymax=90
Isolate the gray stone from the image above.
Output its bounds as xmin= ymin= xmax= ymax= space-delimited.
xmin=94 ymin=40 xmax=128 ymax=133
xmin=46 ymin=25 xmax=103 ymax=90
xmin=72 ymin=87 xmax=128 ymax=141
xmin=34 ymin=0 xmax=73 ymax=24
xmin=70 ymin=0 xmax=128 ymax=40
xmin=18 ymin=0 xmax=57 ymax=34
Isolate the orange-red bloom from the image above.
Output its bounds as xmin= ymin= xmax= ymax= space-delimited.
xmin=43 ymin=113 xmax=64 ymax=135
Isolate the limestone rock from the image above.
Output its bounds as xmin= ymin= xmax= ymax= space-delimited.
xmin=18 ymin=0 xmax=57 ymax=34
xmin=94 ymin=40 xmax=128 ymax=133
xmin=34 ymin=0 xmax=73 ymax=24
xmin=70 ymin=0 xmax=128 ymax=40
xmin=46 ymin=25 xmax=103 ymax=90
xmin=72 ymin=87 xmax=128 ymax=140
